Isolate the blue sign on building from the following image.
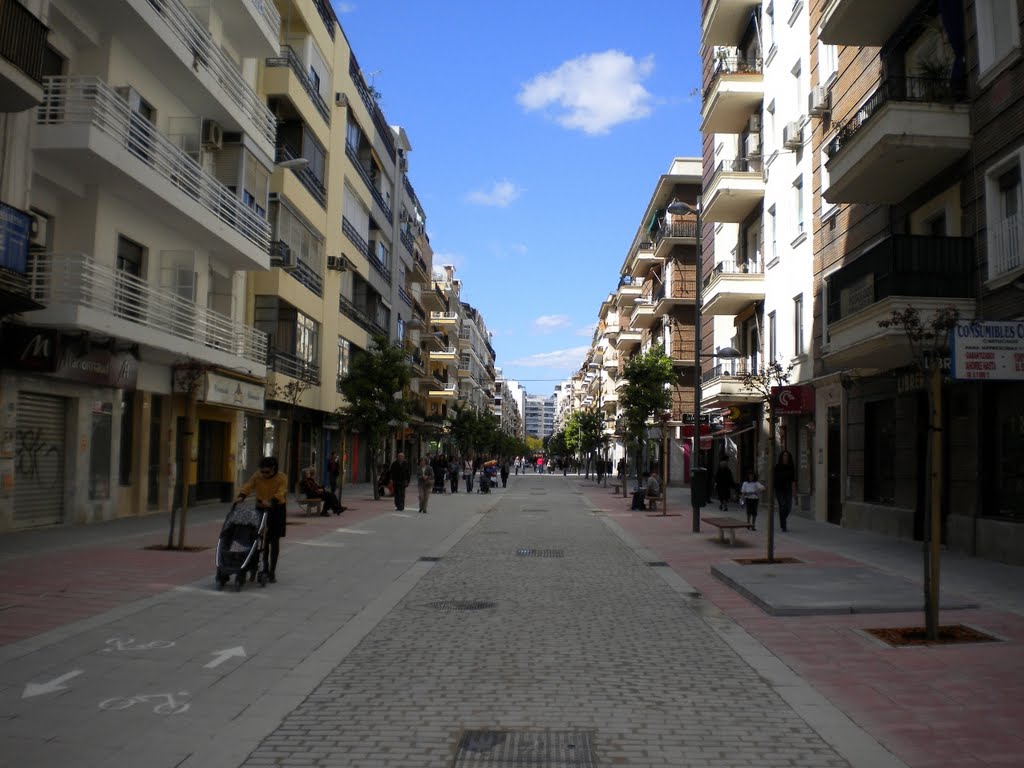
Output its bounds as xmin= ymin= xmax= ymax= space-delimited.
xmin=0 ymin=202 xmax=32 ymax=274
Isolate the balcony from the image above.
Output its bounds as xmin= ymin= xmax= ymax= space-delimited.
xmin=276 ymin=145 xmax=326 ymax=209
xmin=824 ymin=234 xmax=976 ymax=369
xmin=268 ymin=350 xmax=320 ymax=385
xmin=219 ymin=0 xmax=280 ymax=57
xmin=702 ymin=157 xmax=765 ymax=224
xmin=652 ymin=218 xmax=698 ymax=260
xmin=458 ymin=328 xmax=472 ymax=350
xmin=457 ymin=358 xmax=472 ymax=377
xmin=819 ymin=0 xmax=920 ymax=45
xmin=28 ymin=252 xmax=267 ymax=370
xmin=265 ymin=46 xmax=330 ymax=126
xmin=344 ymin=141 xmax=393 ymax=223
xmin=428 ymin=382 xmax=458 ymax=399
xmin=630 ymin=296 xmax=657 ymax=329
xmin=616 ymin=326 xmax=642 ymax=350
xmin=627 ymin=241 xmax=663 ymax=280
xmin=701 ymin=55 xmax=763 ymax=134
xmin=702 ymin=258 xmax=765 ymax=316
xmin=430 ymin=346 xmax=458 ymax=362
xmin=35 ymin=77 xmax=270 ymax=271
xmin=92 ymin=0 xmax=276 ymax=150
xmin=398 ymin=285 xmax=413 ymax=308
xmin=825 ymin=77 xmax=970 ymax=204
xmin=653 ymin=265 xmax=697 ymax=316
xmin=0 ymin=0 xmax=48 ymax=111
xmin=702 ymin=0 xmax=761 ymax=45
xmin=701 ymin=355 xmax=762 ymax=408
xmin=270 ymin=241 xmax=322 ymax=298
xmin=339 ymin=293 xmax=381 ymax=337
xmin=430 ymin=311 xmax=459 ymax=326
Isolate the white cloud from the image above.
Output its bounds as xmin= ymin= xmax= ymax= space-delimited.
xmin=332 ymin=2 xmax=356 ymax=13
xmin=466 ymin=180 xmax=523 ymax=207
xmin=432 ymin=251 xmax=464 ymax=269
xmin=576 ymin=323 xmax=597 ymax=337
xmin=517 ymin=50 xmax=655 ymax=135
xmin=533 ymin=314 xmax=571 ymax=332
xmin=508 ymin=346 xmax=592 ymax=369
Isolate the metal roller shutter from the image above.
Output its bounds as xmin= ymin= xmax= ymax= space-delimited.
xmin=14 ymin=392 xmax=66 ymax=527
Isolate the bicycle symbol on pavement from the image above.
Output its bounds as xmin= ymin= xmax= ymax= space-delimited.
xmin=99 ymin=691 xmax=191 ymax=715
xmin=102 ymin=637 xmax=175 ymax=652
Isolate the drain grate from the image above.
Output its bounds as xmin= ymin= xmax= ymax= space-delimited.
xmin=647 ymin=561 xmax=669 ymax=567
xmin=516 ymin=548 xmax=564 ymax=558
xmin=419 ymin=556 xmax=441 ymax=562
xmin=454 ymin=729 xmax=596 ymax=767
xmin=428 ymin=600 xmax=495 ymax=611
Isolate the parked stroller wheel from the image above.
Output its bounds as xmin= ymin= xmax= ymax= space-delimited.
xmin=215 ymin=571 xmax=228 ymax=590
xmin=234 ymin=573 xmax=243 ymax=592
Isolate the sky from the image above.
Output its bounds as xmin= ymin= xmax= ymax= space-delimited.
xmin=335 ymin=1 xmax=704 ymax=397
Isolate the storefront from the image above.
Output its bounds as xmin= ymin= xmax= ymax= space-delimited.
xmin=773 ymin=384 xmax=815 ymax=514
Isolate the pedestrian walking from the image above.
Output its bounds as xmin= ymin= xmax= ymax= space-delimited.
xmin=741 ymin=470 xmax=765 ymax=531
xmin=500 ymin=460 xmax=510 ymax=488
xmin=417 ymin=457 xmax=434 ymax=514
xmin=714 ymin=458 xmax=735 ymax=511
xmin=236 ymin=456 xmax=287 ymax=583
xmin=390 ymin=452 xmax=411 ymax=511
xmin=448 ymin=457 xmax=460 ymax=493
xmin=327 ymin=451 xmax=340 ymax=495
xmin=463 ymin=458 xmax=474 ymax=493
xmin=774 ymin=450 xmax=797 ymax=531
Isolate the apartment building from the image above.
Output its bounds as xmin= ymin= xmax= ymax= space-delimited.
xmin=809 ymin=0 xmax=1024 ymax=563
xmin=459 ymin=301 xmax=497 ymax=416
xmin=492 ymin=367 xmax=523 ymax=438
xmin=523 ymin=394 xmax=556 ymax=441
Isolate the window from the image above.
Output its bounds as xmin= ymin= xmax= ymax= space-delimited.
xmin=818 ymin=41 xmax=838 ymax=83
xmin=295 ymin=312 xmax=319 ymax=366
xmin=793 ymin=294 xmax=804 ymax=356
xmin=345 ymin=120 xmax=361 ymax=151
xmin=864 ymin=399 xmax=896 ymax=503
xmin=116 ymin=235 xmax=144 ymax=277
xmin=791 ymin=62 xmax=803 ymax=121
xmin=793 ymin=176 xmax=805 ymax=237
xmin=270 ymin=199 xmax=325 ymax=270
xmin=820 ymin=151 xmax=835 ymax=218
xmin=768 ymin=311 xmax=777 ymax=362
xmin=985 ymin=153 xmax=1024 ymax=280
xmin=397 ymin=314 xmax=405 ymax=343
xmin=119 ymin=391 xmax=134 ymax=485
xmin=975 ymin=0 xmax=1020 ymax=75
xmin=767 ymin=206 xmax=777 ymax=265
xmin=766 ymin=3 xmax=776 ymax=54
xmin=337 ymin=337 xmax=351 ymax=379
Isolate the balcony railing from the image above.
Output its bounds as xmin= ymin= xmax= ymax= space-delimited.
xmin=269 ymin=349 xmax=320 ymax=384
xmin=400 ymin=229 xmax=414 ymax=256
xmin=715 ymin=157 xmax=755 ymax=174
xmin=311 ymin=0 xmax=335 ymax=39
xmin=341 ymin=216 xmax=369 ymax=258
xmin=826 ymin=76 xmax=969 ymax=159
xmin=368 ymin=252 xmax=391 ymax=281
xmin=702 ymin=354 xmax=756 ymax=384
xmin=270 ymin=241 xmax=322 ymax=297
xmin=38 ymin=77 xmax=271 ymax=253
xmin=29 ymin=252 xmax=267 ymax=364
xmin=990 ymin=214 xmax=1023 ymax=280
xmin=654 ymin=219 xmax=698 ymax=244
xmin=265 ymin=45 xmax=330 ymax=124
xmin=344 ymin=141 xmax=393 ymax=222
xmin=826 ymin=234 xmax=975 ymax=324
xmin=398 ymin=285 xmax=413 ymax=308
xmin=349 ymin=55 xmax=396 ymax=160
xmin=431 ymin=311 xmax=459 ymax=323
xmin=0 ymin=0 xmax=48 ymax=84
xmin=276 ymin=145 xmax=326 ymax=208
xmin=250 ymin=0 xmax=281 ymax=44
xmin=144 ymin=0 xmax=276 ymax=144
xmin=339 ymin=292 xmax=388 ymax=337
xmin=703 ymin=54 xmax=762 ymax=99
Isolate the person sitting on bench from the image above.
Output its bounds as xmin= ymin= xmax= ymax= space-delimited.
xmin=631 ymin=473 xmax=654 ymax=510
xmin=644 ymin=471 xmax=662 ymax=509
xmin=299 ymin=468 xmax=346 ymax=516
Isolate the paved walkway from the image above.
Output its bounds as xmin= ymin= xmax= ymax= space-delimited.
xmin=0 ymin=474 xmax=1020 ymax=767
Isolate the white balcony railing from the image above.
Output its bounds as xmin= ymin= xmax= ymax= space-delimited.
xmin=145 ymin=0 xmax=276 ymax=144
xmin=37 ymin=77 xmax=271 ymax=254
xmin=30 ymin=252 xmax=268 ymax=365
xmin=250 ymin=0 xmax=281 ymax=44
xmin=990 ymin=213 xmax=1023 ymax=280
xmin=430 ymin=311 xmax=459 ymax=323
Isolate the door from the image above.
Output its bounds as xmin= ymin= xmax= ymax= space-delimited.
xmin=196 ymin=420 xmax=228 ymax=502
xmin=14 ymin=392 xmax=67 ymax=527
xmin=826 ymin=405 xmax=842 ymax=525
xmin=116 ymin=235 xmax=145 ymax=321
xmin=147 ymin=394 xmax=163 ymax=508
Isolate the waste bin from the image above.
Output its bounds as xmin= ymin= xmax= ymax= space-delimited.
xmin=690 ymin=466 xmax=709 ymax=507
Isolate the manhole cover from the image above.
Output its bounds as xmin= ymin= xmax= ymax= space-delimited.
xmin=428 ymin=600 xmax=495 ymax=611
xmin=516 ymin=548 xmax=564 ymax=558
xmin=454 ymin=729 xmax=596 ymax=766
xmin=647 ymin=561 xmax=669 ymax=567
xmin=419 ymin=556 xmax=441 ymax=562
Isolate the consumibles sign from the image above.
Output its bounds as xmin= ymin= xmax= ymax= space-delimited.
xmin=950 ymin=321 xmax=1024 ymax=381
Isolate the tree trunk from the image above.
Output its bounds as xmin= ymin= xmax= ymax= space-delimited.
xmin=176 ymin=387 xmax=197 ymax=550
xmin=926 ymin=362 xmax=942 ymax=640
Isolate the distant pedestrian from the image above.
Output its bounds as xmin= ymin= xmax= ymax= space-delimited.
xmin=327 ymin=451 xmax=340 ymax=495
xmin=449 ymin=457 xmax=460 ymax=493
xmin=714 ymin=458 xmax=735 ymax=511
xmin=741 ymin=471 xmax=765 ymax=531
xmin=417 ymin=457 xmax=434 ymax=514
xmin=463 ymin=458 xmax=474 ymax=493
xmin=390 ymin=452 xmax=411 ymax=511
xmin=500 ymin=460 xmax=510 ymax=488
xmin=774 ymin=450 xmax=796 ymax=531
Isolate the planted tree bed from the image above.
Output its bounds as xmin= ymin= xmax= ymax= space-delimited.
xmin=865 ymin=624 xmax=1000 ymax=647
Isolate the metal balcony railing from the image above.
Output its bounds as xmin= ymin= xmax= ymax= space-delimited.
xmin=269 ymin=241 xmax=322 ymax=297
xmin=29 ymin=252 xmax=267 ymax=364
xmin=37 ymin=77 xmax=271 ymax=253
xmin=431 ymin=311 xmax=459 ymax=323
xmin=703 ymin=257 xmax=765 ymax=287
xmin=400 ymin=229 xmax=414 ymax=256
xmin=0 ymin=0 xmax=48 ymax=84
xmin=703 ymin=54 xmax=763 ymax=99
xmin=269 ymin=349 xmax=320 ymax=384
xmin=653 ymin=219 xmax=698 ymax=244
xmin=702 ymin=354 xmax=756 ymax=385
xmin=344 ymin=141 xmax=393 ymax=222
xmin=398 ymin=286 xmax=413 ymax=308
xmin=310 ymin=0 xmax=335 ymax=39
xmin=341 ymin=216 xmax=369 ymax=258
xmin=714 ymin=157 xmax=756 ymax=174
xmin=144 ymin=0 xmax=276 ymax=143
xmin=276 ymin=145 xmax=326 ymax=208
xmin=991 ymin=214 xmax=1023 ymax=280
xmin=826 ymin=76 xmax=969 ymax=159
xmin=349 ymin=54 xmax=396 ymax=159
xmin=265 ymin=45 xmax=330 ymax=124
xmin=249 ymin=0 xmax=280 ymax=44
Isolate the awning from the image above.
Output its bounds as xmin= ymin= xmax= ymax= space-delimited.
xmin=646 ymin=210 xmax=662 ymax=235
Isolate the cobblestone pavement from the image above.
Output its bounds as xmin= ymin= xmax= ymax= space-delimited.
xmin=240 ymin=480 xmax=871 ymax=768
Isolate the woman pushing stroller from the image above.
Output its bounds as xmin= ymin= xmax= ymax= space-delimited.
xmin=236 ymin=456 xmax=287 ymax=583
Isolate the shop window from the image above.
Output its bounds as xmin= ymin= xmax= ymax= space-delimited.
xmin=90 ymin=401 xmax=113 ymax=500
xmin=864 ymin=399 xmax=896 ymax=504
xmin=119 ymin=391 xmax=134 ymax=485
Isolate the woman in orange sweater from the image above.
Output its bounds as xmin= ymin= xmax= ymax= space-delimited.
xmin=237 ymin=456 xmax=288 ymax=583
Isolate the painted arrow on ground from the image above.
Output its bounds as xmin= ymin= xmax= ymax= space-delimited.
xmin=204 ymin=646 xmax=246 ymax=669
xmin=22 ymin=670 xmax=84 ymax=699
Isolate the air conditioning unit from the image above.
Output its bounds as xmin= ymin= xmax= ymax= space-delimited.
xmin=808 ymin=86 xmax=831 ymax=116
xmin=745 ymin=133 xmax=761 ymax=157
xmin=335 ymin=92 xmax=348 ymax=107
xmin=201 ymin=119 xmax=223 ymax=150
xmin=748 ymin=114 xmax=762 ymax=133
xmin=326 ymin=255 xmax=349 ymax=272
xmin=783 ymin=121 xmax=802 ymax=149
xmin=271 ymin=242 xmax=296 ymax=270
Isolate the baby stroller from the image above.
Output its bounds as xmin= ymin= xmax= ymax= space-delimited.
xmin=433 ymin=466 xmax=447 ymax=494
xmin=215 ymin=500 xmax=267 ymax=591
xmin=478 ymin=471 xmax=491 ymax=494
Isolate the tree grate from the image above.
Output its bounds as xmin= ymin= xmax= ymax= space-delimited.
xmin=516 ymin=548 xmax=564 ymax=558
xmin=428 ymin=600 xmax=495 ymax=611
xmin=453 ymin=729 xmax=596 ymax=767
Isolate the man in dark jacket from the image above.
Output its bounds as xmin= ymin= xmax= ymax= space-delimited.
xmin=390 ymin=452 xmax=411 ymax=511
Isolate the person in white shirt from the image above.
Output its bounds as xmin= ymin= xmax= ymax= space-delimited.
xmin=740 ymin=471 xmax=765 ymax=530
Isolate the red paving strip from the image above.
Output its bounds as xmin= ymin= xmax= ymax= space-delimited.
xmin=0 ymin=497 xmax=383 ymax=648
xmin=581 ymin=483 xmax=1024 ymax=768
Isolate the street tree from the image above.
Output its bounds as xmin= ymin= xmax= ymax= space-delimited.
xmin=564 ymin=408 xmax=603 ymax=476
xmin=878 ymin=304 xmax=960 ymax=641
xmin=444 ymin=402 xmax=479 ymax=459
xmin=336 ymin=334 xmax=412 ymax=500
xmin=618 ymin=344 xmax=675 ymax=493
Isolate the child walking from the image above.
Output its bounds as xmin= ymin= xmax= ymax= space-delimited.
xmin=740 ymin=471 xmax=765 ymax=531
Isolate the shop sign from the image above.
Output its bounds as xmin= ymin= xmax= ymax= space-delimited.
xmin=950 ymin=321 xmax=1024 ymax=381
xmin=1 ymin=326 xmax=137 ymax=388
xmin=1 ymin=326 xmax=59 ymax=372
xmin=202 ymin=372 xmax=265 ymax=413
xmin=772 ymin=385 xmax=814 ymax=415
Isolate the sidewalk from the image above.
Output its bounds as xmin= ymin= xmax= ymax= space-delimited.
xmin=578 ymin=478 xmax=1024 ymax=768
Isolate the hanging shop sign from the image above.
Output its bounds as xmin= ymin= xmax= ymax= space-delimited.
xmin=201 ymin=372 xmax=265 ymax=413
xmin=950 ymin=321 xmax=1024 ymax=381
xmin=771 ymin=385 xmax=815 ymax=415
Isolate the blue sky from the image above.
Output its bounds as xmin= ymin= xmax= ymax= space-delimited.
xmin=335 ymin=1 xmax=703 ymax=396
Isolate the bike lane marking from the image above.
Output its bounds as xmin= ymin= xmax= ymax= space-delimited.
xmin=21 ymin=670 xmax=84 ymax=699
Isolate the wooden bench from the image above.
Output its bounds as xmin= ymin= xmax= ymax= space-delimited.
xmin=297 ymin=498 xmax=324 ymax=516
xmin=645 ymin=493 xmax=662 ymax=510
xmin=611 ymin=483 xmax=622 ymax=494
xmin=702 ymin=515 xmax=752 ymax=545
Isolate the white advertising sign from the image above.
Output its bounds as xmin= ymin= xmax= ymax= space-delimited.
xmin=950 ymin=321 xmax=1024 ymax=381
xmin=202 ymin=372 xmax=266 ymax=412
